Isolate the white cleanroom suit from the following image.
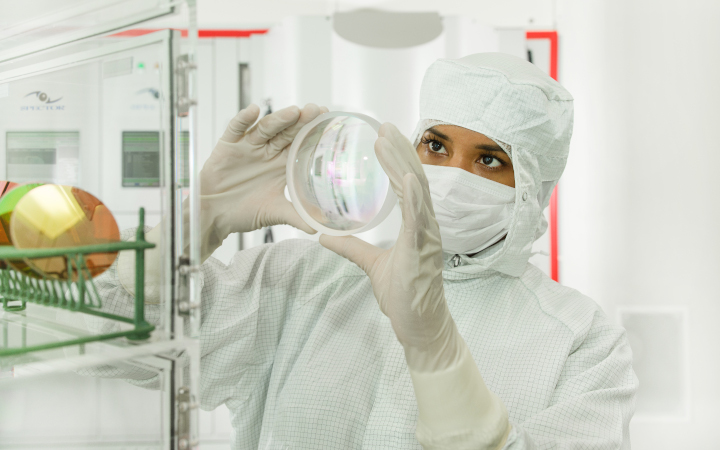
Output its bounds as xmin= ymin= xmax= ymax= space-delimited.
xmin=97 ymin=53 xmax=637 ymax=449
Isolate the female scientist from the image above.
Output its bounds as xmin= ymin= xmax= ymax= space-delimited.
xmin=109 ymin=53 xmax=637 ymax=449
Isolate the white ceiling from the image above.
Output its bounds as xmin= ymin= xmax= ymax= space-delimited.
xmin=190 ymin=0 xmax=555 ymax=29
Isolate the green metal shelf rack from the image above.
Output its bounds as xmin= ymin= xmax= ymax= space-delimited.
xmin=0 ymin=208 xmax=155 ymax=356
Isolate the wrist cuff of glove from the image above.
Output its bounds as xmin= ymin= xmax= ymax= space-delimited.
xmin=410 ymin=344 xmax=510 ymax=450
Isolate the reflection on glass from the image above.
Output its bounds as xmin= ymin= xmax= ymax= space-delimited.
xmin=0 ymin=182 xmax=44 ymax=276
xmin=288 ymin=115 xmax=389 ymax=233
xmin=10 ymin=185 xmax=120 ymax=280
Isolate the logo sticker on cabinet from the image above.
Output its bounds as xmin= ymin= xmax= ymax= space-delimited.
xmin=21 ymin=90 xmax=64 ymax=111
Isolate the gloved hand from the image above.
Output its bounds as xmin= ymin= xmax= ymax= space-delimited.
xmin=118 ymin=103 xmax=326 ymax=302
xmin=320 ymin=123 xmax=510 ymax=449
xmin=195 ymin=103 xmax=326 ymax=261
xmin=319 ymin=122 xmax=458 ymax=372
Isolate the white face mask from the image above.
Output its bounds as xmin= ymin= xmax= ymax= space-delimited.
xmin=422 ymin=164 xmax=515 ymax=255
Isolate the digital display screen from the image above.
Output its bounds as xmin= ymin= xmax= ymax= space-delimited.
xmin=7 ymin=148 xmax=56 ymax=164
xmin=6 ymin=131 xmax=79 ymax=185
xmin=122 ymin=131 xmax=189 ymax=187
xmin=122 ymin=131 xmax=160 ymax=187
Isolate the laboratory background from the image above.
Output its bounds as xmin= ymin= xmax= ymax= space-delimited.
xmin=0 ymin=0 xmax=718 ymax=449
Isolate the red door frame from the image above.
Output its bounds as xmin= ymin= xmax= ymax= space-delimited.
xmin=526 ymin=31 xmax=559 ymax=282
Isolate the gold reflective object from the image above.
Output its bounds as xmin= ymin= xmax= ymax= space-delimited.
xmin=0 ymin=181 xmax=20 ymax=247
xmin=10 ymin=185 xmax=120 ymax=280
xmin=0 ymin=182 xmax=43 ymax=275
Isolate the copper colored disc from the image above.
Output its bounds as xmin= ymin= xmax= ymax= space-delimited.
xmin=0 ymin=182 xmax=42 ymax=275
xmin=9 ymin=185 xmax=120 ymax=280
xmin=0 ymin=181 xmax=19 ymax=270
xmin=0 ymin=181 xmax=19 ymax=248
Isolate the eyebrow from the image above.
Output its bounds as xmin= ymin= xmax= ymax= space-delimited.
xmin=426 ymin=127 xmax=505 ymax=153
xmin=476 ymin=143 xmax=505 ymax=153
xmin=426 ymin=127 xmax=452 ymax=142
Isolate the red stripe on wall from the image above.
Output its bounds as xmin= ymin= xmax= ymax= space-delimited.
xmin=526 ymin=30 xmax=560 ymax=282
xmin=199 ymin=29 xmax=269 ymax=38
xmin=109 ymin=28 xmax=269 ymax=38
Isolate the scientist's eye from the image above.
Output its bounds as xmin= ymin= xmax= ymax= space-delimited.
xmin=430 ymin=140 xmax=444 ymax=153
xmin=480 ymin=155 xmax=502 ymax=168
xmin=421 ymin=137 xmax=448 ymax=155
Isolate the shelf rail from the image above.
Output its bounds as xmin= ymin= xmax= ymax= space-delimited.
xmin=0 ymin=208 xmax=155 ymax=356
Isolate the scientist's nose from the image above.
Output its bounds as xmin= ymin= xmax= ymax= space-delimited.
xmin=443 ymin=153 xmax=477 ymax=174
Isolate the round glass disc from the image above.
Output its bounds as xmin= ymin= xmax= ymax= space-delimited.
xmin=286 ymin=112 xmax=396 ymax=236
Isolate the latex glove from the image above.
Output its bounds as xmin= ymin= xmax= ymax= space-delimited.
xmin=320 ymin=123 xmax=510 ymax=449
xmin=320 ymin=122 xmax=457 ymax=372
xmin=195 ymin=103 xmax=326 ymax=260
xmin=118 ymin=104 xmax=326 ymax=302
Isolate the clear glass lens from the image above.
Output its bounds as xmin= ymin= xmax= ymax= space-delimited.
xmin=291 ymin=116 xmax=388 ymax=232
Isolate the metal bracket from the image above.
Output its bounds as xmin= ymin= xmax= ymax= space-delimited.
xmin=177 ymin=256 xmax=200 ymax=316
xmin=177 ymin=386 xmax=199 ymax=449
xmin=175 ymin=54 xmax=197 ymax=117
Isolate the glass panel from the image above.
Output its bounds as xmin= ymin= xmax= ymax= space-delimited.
xmin=0 ymin=0 xmax=175 ymax=63
xmin=0 ymin=356 xmax=171 ymax=449
xmin=0 ymin=14 xmax=200 ymax=449
xmin=0 ymin=30 xmax=184 ymax=355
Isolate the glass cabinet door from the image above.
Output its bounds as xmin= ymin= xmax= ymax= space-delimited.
xmin=0 ymin=0 xmax=176 ymax=63
xmin=0 ymin=6 xmax=201 ymax=448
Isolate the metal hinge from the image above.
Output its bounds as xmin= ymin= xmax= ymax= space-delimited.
xmin=177 ymin=386 xmax=199 ymax=449
xmin=175 ymin=54 xmax=197 ymax=117
xmin=177 ymin=256 xmax=200 ymax=316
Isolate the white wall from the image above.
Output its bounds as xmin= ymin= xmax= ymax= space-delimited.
xmin=557 ymin=0 xmax=720 ymax=447
xmin=331 ymin=29 xmax=444 ymax=135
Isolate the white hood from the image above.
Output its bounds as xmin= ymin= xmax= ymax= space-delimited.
xmin=412 ymin=53 xmax=574 ymax=277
